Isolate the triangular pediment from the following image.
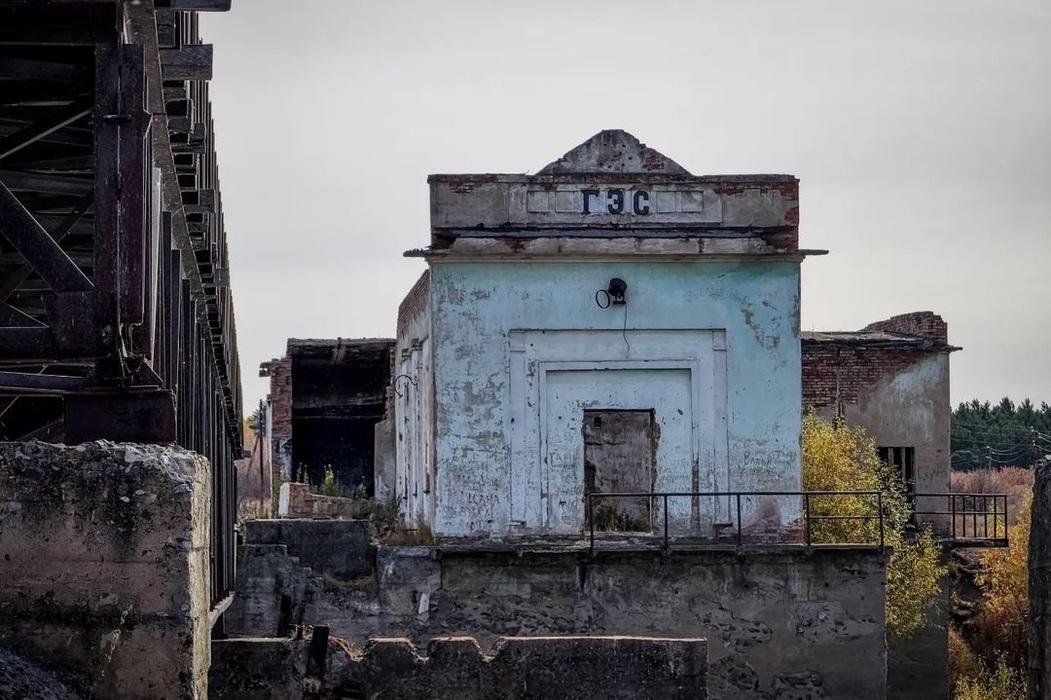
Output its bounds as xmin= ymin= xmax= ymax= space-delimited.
xmin=537 ymin=129 xmax=690 ymax=176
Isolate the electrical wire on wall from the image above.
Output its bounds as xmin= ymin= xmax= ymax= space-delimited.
xmin=595 ymin=278 xmax=630 ymax=356
xmin=621 ymin=300 xmax=631 ymax=356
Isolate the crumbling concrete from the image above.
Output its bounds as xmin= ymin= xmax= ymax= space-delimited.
xmin=210 ymin=634 xmax=709 ymax=699
xmin=230 ymin=542 xmax=887 ymax=699
xmin=887 ymin=569 xmax=950 ymax=700
xmin=244 ymin=519 xmax=373 ymax=579
xmin=278 ymin=482 xmax=370 ymax=520
xmin=0 ymin=647 xmax=79 ymax=700
xmin=0 ymin=440 xmax=211 ymax=699
xmin=1030 ymin=456 xmax=1050 ymax=699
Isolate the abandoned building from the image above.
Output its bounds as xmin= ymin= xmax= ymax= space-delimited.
xmin=382 ymin=129 xmax=815 ymax=540
xmin=802 ymin=312 xmax=961 ymax=700
xmin=803 ymin=311 xmax=958 ymax=507
xmin=228 ymin=131 xmax=1014 ymax=700
xmin=226 ymin=131 xmax=890 ymax=699
xmin=261 ymin=337 xmax=394 ymax=507
xmin=0 ymin=2 xmax=1014 ymax=691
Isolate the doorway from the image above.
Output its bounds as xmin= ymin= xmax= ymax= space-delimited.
xmin=583 ymin=409 xmax=656 ymax=532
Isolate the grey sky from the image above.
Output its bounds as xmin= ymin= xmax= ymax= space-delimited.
xmin=201 ymin=0 xmax=1050 ymax=412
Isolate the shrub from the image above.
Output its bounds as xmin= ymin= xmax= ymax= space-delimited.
xmin=953 ymin=656 xmax=1026 ymax=700
xmin=319 ymin=464 xmax=339 ymax=496
xmin=973 ymin=492 xmax=1031 ymax=671
xmin=802 ymin=414 xmax=946 ymax=640
xmin=949 ymin=626 xmax=978 ymax=691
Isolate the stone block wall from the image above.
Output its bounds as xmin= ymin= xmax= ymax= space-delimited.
xmin=0 ymin=441 xmax=211 ymax=698
xmin=210 ymin=634 xmax=708 ymax=699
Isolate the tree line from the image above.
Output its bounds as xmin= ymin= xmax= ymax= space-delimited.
xmin=952 ymin=398 xmax=1051 ymax=469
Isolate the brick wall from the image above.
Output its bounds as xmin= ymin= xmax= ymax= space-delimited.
xmin=260 ymin=356 xmax=292 ymax=442
xmin=260 ymin=355 xmax=293 ymax=508
xmin=802 ymin=345 xmax=931 ymax=410
xmin=397 ymin=270 xmax=430 ymax=338
xmin=862 ymin=311 xmax=948 ymax=344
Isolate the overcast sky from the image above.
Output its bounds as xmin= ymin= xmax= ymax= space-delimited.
xmin=201 ymin=0 xmax=1050 ymax=412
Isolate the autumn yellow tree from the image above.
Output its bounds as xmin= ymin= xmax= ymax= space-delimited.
xmin=801 ymin=414 xmax=945 ymax=640
xmin=974 ymin=491 xmax=1031 ymax=671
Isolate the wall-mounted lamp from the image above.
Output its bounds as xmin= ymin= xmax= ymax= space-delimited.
xmin=595 ymin=277 xmax=628 ymax=308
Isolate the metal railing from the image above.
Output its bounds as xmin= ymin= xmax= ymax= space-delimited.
xmin=586 ymin=490 xmax=885 ymax=555
xmin=585 ymin=490 xmax=1011 ymax=554
xmin=911 ymin=492 xmax=1009 ymax=547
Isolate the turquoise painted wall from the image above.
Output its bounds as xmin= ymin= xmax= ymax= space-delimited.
xmin=430 ymin=259 xmax=802 ymax=537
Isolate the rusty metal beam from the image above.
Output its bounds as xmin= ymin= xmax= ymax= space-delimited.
xmin=0 ymin=193 xmax=92 ymax=301
xmin=160 ymin=44 xmax=212 ymax=81
xmin=0 ymin=169 xmax=93 ymax=194
xmin=0 ymin=302 xmax=44 ymax=327
xmin=0 ymin=370 xmax=85 ymax=395
xmin=0 ymin=55 xmax=89 ymax=84
xmin=0 ymin=96 xmax=92 ymax=161
xmin=157 ymin=0 xmax=232 ymax=10
xmin=0 ymin=179 xmax=93 ymax=292
xmin=64 ymin=388 xmax=177 ymax=444
xmin=0 ymin=327 xmax=57 ymax=360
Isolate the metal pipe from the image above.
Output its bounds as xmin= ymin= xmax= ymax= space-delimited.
xmin=877 ymin=492 xmax=884 ymax=548
xmin=663 ymin=494 xmax=669 ymax=551
xmin=589 ymin=494 xmax=595 ymax=557
xmin=804 ymin=492 xmax=812 ymax=546
xmin=736 ymin=494 xmax=742 ymax=549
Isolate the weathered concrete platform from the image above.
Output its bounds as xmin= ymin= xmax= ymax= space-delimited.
xmin=210 ymin=634 xmax=708 ymax=699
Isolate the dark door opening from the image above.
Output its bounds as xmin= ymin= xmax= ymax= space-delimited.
xmin=583 ymin=409 xmax=656 ymax=532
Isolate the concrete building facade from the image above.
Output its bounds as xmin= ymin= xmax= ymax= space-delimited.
xmin=384 ymin=130 xmax=823 ymax=539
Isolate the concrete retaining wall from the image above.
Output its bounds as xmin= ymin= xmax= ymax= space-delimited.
xmin=210 ymin=634 xmax=708 ymax=699
xmin=0 ymin=440 xmax=211 ymax=698
xmin=230 ymin=543 xmax=887 ymax=699
xmin=244 ymin=519 xmax=373 ymax=578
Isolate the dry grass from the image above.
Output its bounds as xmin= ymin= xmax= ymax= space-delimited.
xmin=951 ymin=467 xmax=1033 ymax=526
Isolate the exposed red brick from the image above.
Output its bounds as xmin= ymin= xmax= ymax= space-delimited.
xmin=862 ymin=311 xmax=948 ymax=344
xmin=802 ymin=345 xmax=931 ymax=410
xmin=260 ymin=356 xmax=292 ymax=441
xmin=397 ymin=270 xmax=430 ymax=337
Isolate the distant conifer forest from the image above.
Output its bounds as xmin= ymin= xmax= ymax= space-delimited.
xmin=952 ymin=398 xmax=1051 ymax=469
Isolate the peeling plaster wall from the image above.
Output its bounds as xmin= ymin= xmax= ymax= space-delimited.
xmin=393 ymin=273 xmax=435 ymax=527
xmin=424 ymin=259 xmax=802 ymax=538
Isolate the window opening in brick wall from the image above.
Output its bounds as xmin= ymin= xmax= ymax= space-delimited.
xmin=878 ymin=446 xmax=915 ymax=502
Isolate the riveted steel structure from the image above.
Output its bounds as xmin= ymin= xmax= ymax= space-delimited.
xmin=0 ymin=0 xmax=241 ymax=614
